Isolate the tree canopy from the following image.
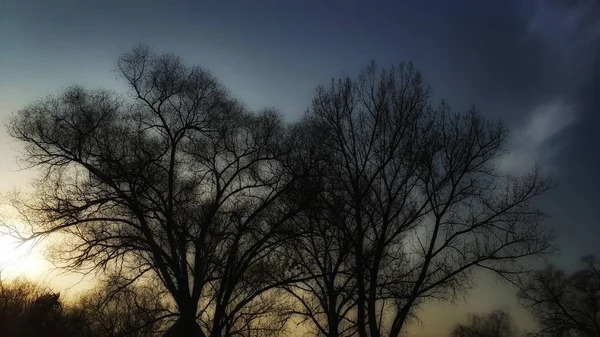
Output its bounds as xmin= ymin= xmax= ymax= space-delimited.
xmin=5 ymin=46 xmax=553 ymax=337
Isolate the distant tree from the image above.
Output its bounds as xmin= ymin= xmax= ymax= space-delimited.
xmin=219 ymin=289 xmax=294 ymax=337
xmin=0 ymin=276 xmax=91 ymax=337
xmin=519 ymin=256 xmax=600 ymax=337
xmin=6 ymin=46 xmax=311 ymax=336
xmin=75 ymin=275 xmax=172 ymax=337
xmin=286 ymin=62 xmax=553 ymax=337
xmin=450 ymin=309 xmax=519 ymax=337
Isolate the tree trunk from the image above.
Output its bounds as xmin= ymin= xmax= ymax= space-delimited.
xmin=355 ymin=248 xmax=368 ymax=337
xmin=326 ymin=287 xmax=339 ymax=337
xmin=163 ymin=317 xmax=205 ymax=337
xmin=164 ymin=299 xmax=204 ymax=337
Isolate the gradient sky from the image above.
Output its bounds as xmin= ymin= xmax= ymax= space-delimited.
xmin=1 ymin=0 xmax=599 ymax=335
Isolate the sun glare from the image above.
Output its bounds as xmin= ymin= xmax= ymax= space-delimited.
xmin=0 ymin=233 xmax=49 ymax=279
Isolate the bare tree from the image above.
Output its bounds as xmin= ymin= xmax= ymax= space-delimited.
xmin=519 ymin=256 xmax=600 ymax=337
xmin=7 ymin=46 xmax=309 ymax=336
xmin=288 ymin=61 xmax=553 ymax=337
xmin=450 ymin=309 xmax=519 ymax=337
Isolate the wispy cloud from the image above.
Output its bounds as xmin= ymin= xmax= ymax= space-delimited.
xmin=500 ymin=100 xmax=575 ymax=174
xmin=500 ymin=0 xmax=598 ymax=175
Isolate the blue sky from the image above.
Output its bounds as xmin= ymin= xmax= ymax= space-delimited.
xmin=1 ymin=0 xmax=599 ymax=335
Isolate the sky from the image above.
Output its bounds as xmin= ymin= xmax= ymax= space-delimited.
xmin=0 ymin=0 xmax=599 ymax=335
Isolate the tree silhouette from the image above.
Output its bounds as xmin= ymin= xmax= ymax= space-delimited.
xmin=7 ymin=46 xmax=311 ymax=336
xmin=450 ymin=309 xmax=519 ymax=337
xmin=519 ymin=256 xmax=600 ymax=337
xmin=5 ymin=47 xmax=554 ymax=337
xmin=285 ymin=62 xmax=553 ymax=337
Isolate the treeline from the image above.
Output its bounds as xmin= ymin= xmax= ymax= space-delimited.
xmin=0 ymin=46 xmax=594 ymax=337
xmin=0 ymin=275 xmax=169 ymax=337
xmin=2 ymin=255 xmax=598 ymax=337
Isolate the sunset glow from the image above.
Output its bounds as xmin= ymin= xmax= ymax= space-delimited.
xmin=0 ymin=233 xmax=46 ymax=278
